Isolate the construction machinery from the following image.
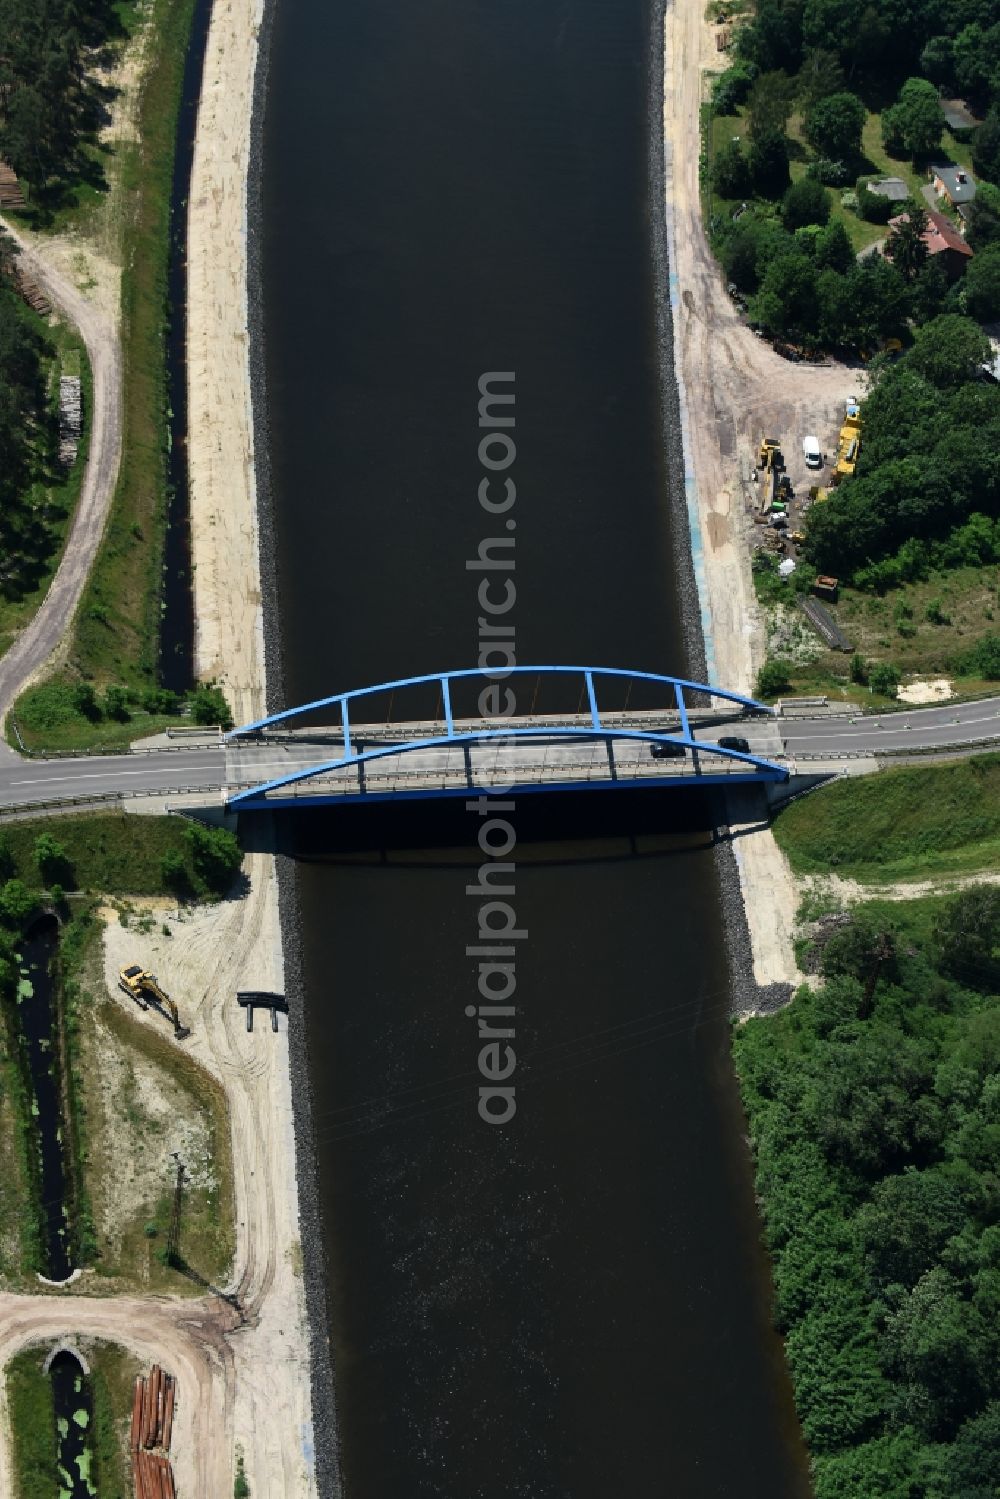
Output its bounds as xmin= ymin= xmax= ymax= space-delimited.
xmin=757 ymin=437 xmax=784 ymax=513
xmin=119 ymin=965 xmax=191 ymax=1040
xmin=833 ymin=413 xmax=862 ymax=482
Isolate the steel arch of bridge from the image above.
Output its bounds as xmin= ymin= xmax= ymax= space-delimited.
xmin=226 ymin=665 xmax=788 ymax=807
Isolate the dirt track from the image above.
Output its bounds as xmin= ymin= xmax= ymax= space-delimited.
xmin=662 ymin=0 xmax=862 ymax=986
xmin=663 ymin=0 xmax=856 ymax=696
xmin=0 ymin=218 xmax=123 ymax=743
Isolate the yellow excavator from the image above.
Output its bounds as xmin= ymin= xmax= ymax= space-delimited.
xmin=118 ymin=965 xmax=191 ymax=1040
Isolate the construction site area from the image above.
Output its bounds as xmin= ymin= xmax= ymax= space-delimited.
xmin=742 ymin=404 xmax=861 ymax=654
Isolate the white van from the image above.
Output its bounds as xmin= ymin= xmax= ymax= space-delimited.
xmin=802 ymin=435 xmax=822 ymax=468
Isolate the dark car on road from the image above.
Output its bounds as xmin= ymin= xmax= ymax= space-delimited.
xmin=717 ymin=735 xmax=750 ymax=755
xmin=650 ymin=740 xmax=686 ymax=760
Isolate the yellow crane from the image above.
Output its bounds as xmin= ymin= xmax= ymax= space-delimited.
xmin=118 ymin=965 xmax=191 ymax=1040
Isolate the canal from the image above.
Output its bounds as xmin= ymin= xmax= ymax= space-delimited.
xmin=260 ymin=0 xmax=811 ymax=1494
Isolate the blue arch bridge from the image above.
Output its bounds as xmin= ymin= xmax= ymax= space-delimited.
xmin=224 ymin=666 xmax=789 ymax=811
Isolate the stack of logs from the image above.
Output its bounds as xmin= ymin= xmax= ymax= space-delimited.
xmin=11 ymin=260 xmax=51 ymax=317
xmin=0 ymin=160 xmax=25 ymax=208
xmin=58 ymin=376 xmax=82 ymax=467
xmin=130 ymin=1364 xmax=178 ymax=1499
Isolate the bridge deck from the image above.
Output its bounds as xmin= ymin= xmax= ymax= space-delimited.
xmin=226 ymin=714 xmax=788 ymax=807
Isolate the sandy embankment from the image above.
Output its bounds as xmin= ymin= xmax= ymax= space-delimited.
xmin=660 ymin=0 xmax=858 ymax=988
xmin=187 ymin=0 xmax=268 ymax=727
xmin=182 ymin=0 xmax=319 ymax=1492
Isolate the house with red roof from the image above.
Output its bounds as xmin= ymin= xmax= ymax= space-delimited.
xmin=887 ymin=209 xmax=974 ymax=281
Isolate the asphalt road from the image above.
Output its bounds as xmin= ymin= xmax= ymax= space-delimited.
xmin=0 ymin=696 xmax=996 ymax=812
xmin=782 ymin=697 xmax=1000 ymax=758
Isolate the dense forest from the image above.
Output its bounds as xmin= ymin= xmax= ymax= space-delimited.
xmin=803 ymin=314 xmax=1000 ymax=582
xmin=708 ymin=0 xmax=1000 ymax=348
xmin=735 ymin=888 xmax=1000 ymax=1499
xmin=0 ymin=248 xmax=63 ymax=603
xmin=0 ymin=0 xmax=122 ymax=200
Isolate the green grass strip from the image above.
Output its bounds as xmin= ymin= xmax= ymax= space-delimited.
xmin=774 ymin=752 xmax=1000 ymax=881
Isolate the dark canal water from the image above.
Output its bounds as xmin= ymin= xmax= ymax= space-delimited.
xmin=16 ymin=917 xmax=72 ymax=1282
xmin=260 ymin=0 xmax=811 ymax=1494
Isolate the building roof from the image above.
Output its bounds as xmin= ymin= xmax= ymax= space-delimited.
xmin=869 ymin=176 xmax=909 ymax=201
xmin=889 ymin=210 xmax=974 ymax=260
xmin=931 ymin=163 xmax=977 ymax=203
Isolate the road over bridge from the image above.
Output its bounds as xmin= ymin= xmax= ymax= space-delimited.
xmin=0 ymin=687 xmax=994 ymax=817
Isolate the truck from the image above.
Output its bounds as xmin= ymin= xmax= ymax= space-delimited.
xmin=118 ymin=965 xmax=191 ymax=1040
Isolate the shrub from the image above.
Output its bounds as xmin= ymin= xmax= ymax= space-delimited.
xmin=857 ymin=187 xmax=894 ymax=224
xmin=782 ymin=175 xmax=831 ymax=231
xmin=160 ymin=849 xmax=190 ymax=898
xmin=189 ymin=685 xmax=233 ymax=730
xmin=954 ymin=634 xmax=1000 ymax=679
xmin=869 ymin=662 xmax=901 ymax=698
xmin=711 ymin=63 xmax=756 ymax=115
xmin=102 ymin=685 xmax=131 ymax=722
xmin=185 ymin=824 xmax=242 ymax=895
xmin=33 ymin=833 xmax=73 ymax=887
xmin=756 ymin=658 xmax=794 ymax=698
xmin=809 ymin=158 xmax=852 ymax=186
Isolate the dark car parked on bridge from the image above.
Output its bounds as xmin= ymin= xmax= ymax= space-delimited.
xmin=717 ymin=735 xmax=750 ymax=755
xmin=650 ymin=740 xmax=686 ymax=760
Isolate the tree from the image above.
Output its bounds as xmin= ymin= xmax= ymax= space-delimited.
xmin=816 ymin=268 xmax=859 ymax=345
xmin=885 ymin=209 xmax=929 ymax=283
xmin=906 ymin=314 xmax=991 ymax=388
xmin=815 ymin=219 xmax=854 ymax=273
xmin=33 ymin=833 xmax=72 ymax=888
xmin=883 ymin=79 xmax=945 ymax=161
xmin=881 ymin=1266 xmax=988 ymax=1437
xmin=854 ymin=1168 xmax=966 ymax=1288
xmin=806 ymin=91 xmax=866 ymax=163
xmin=934 ymin=885 xmax=1000 ymax=991
xmin=868 ymin=661 xmax=901 ymax=697
xmin=0 ymin=835 xmax=15 ymax=883
xmin=961 ymin=243 xmax=1000 ymax=322
xmin=920 ymin=34 xmax=955 ymax=89
xmin=751 ymin=251 xmax=819 ymax=335
xmin=965 ymin=180 xmax=1000 ymax=251
xmin=945 ymin=1403 xmax=1000 ymax=1495
xmin=0 ymin=879 xmax=36 ymax=927
xmin=749 ymin=127 xmax=791 ymax=197
xmin=747 ymin=70 xmax=797 ymax=139
xmin=973 ymin=107 xmax=1000 ymax=186
xmin=910 ymin=256 xmax=949 ymax=324
xmin=713 ymin=139 xmax=751 ymax=200
xmin=782 ymin=175 xmax=831 ymax=231
xmin=797 ymin=48 xmax=846 ymax=111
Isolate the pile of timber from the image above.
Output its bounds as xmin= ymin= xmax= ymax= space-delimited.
xmin=0 ymin=160 xmax=25 ymax=208
xmin=11 ymin=260 xmax=51 ymax=317
xmin=130 ymin=1364 xmax=178 ymax=1499
xmin=58 ymin=376 xmax=82 ymax=466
